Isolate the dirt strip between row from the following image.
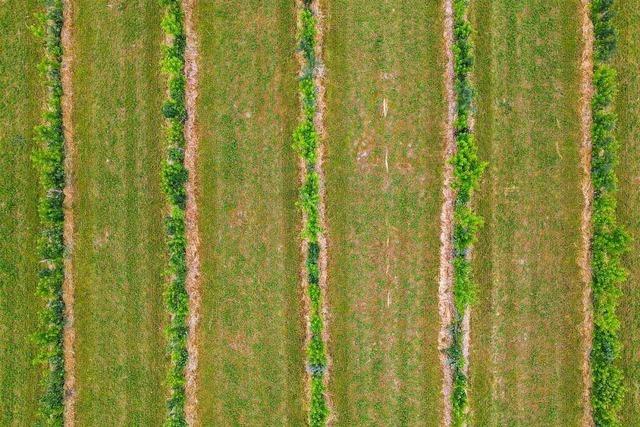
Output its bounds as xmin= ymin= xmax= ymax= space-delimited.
xmin=438 ymin=0 xmax=456 ymax=425
xmin=295 ymin=0 xmax=333 ymax=423
xmin=182 ymin=0 xmax=201 ymax=425
xmin=61 ymin=0 xmax=77 ymax=425
xmin=310 ymin=1 xmax=333 ymax=423
xmin=295 ymin=0 xmax=314 ymax=419
xmin=578 ymin=0 xmax=595 ymax=426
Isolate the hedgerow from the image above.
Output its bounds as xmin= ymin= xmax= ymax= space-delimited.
xmin=589 ymin=1 xmax=629 ymax=425
xmin=31 ymin=0 xmax=67 ymax=424
xmin=159 ymin=0 xmax=189 ymax=425
xmin=448 ymin=0 xmax=486 ymax=425
xmin=294 ymin=2 xmax=328 ymax=426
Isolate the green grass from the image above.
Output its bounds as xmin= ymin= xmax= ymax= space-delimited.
xmin=0 ymin=1 xmax=42 ymax=423
xmin=469 ymin=1 xmax=585 ymax=424
xmin=194 ymin=1 xmax=305 ymax=424
xmin=323 ymin=0 xmax=445 ymax=424
xmin=614 ymin=0 xmax=640 ymax=423
xmin=71 ymin=1 xmax=166 ymax=424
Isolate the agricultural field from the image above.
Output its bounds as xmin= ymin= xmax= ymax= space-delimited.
xmin=615 ymin=0 xmax=640 ymax=423
xmin=0 ymin=1 xmax=42 ymax=423
xmin=323 ymin=0 xmax=446 ymax=423
xmin=0 ymin=0 xmax=639 ymax=426
xmin=70 ymin=1 xmax=166 ymax=424
xmin=468 ymin=0 xmax=586 ymax=424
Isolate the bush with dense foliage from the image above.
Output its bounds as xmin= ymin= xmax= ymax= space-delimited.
xmin=448 ymin=0 xmax=486 ymax=425
xmin=159 ymin=0 xmax=189 ymax=425
xmin=31 ymin=0 xmax=67 ymax=424
xmin=589 ymin=1 xmax=629 ymax=425
xmin=294 ymin=2 xmax=328 ymax=426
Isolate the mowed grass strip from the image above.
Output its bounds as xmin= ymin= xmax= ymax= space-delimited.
xmin=0 ymin=1 xmax=42 ymax=423
xmin=614 ymin=0 xmax=640 ymax=423
xmin=469 ymin=1 xmax=585 ymax=424
xmin=72 ymin=1 xmax=166 ymax=424
xmin=194 ymin=1 xmax=305 ymax=424
xmin=323 ymin=1 xmax=445 ymax=424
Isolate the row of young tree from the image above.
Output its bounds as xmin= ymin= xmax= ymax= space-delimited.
xmin=447 ymin=0 xmax=486 ymax=425
xmin=293 ymin=2 xmax=329 ymax=426
xmin=159 ymin=0 xmax=190 ymax=426
xmin=589 ymin=0 xmax=629 ymax=425
xmin=32 ymin=0 xmax=67 ymax=424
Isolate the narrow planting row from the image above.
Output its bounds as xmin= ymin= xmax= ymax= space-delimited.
xmin=159 ymin=0 xmax=190 ymax=425
xmin=31 ymin=0 xmax=67 ymax=424
xmin=589 ymin=0 xmax=629 ymax=425
xmin=294 ymin=2 xmax=329 ymax=426
xmin=448 ymin=0 xmax=485 ymax=425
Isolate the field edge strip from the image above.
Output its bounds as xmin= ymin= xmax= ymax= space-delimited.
xmin=438 ymin=0 xmax=457 ymax=424
xmin=293 ymin=1 xmax=330 ymax=425
xmin=159 ymin=0 xmax=191 ymax=425
xmin=32 ymin=0 xmax=71 ymax=423
xmin=443 ymin=0 xmax=486 ymax=425
xmin=60 ymin=0 xmax=76 ymax=424
xmin=588 ymin=0 xmax=630 ymax=425
xmin=579 ymin=0 xmax=595 ymax=425
xmin=181 ymin=0 xmax=201 ymax=425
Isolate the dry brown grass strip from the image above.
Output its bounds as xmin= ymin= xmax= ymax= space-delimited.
xmin=309 ymin=2 xmax=334 ymax=423
xmin=182 ymin=0 xmax=201 ymax=425
xmin=438 ymin=0 xmax=456 ymax=425
xmin=294 ymin=1 xmax=312 ymax=418
xmin=578 ymin=0 xmax=595 ymax=426
xmin=61 ymin=0 xmax=77 ymax=425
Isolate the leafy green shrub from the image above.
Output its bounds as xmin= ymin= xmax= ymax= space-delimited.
xmin=589 ymin=2 xmax=629 ymax=425
xmin=448 ymin=1 xmax=486 ymax=425
xmin=159 ymin=0 xmax=189 ymax=426
xmin=294 ymin=4 xmax=329 ymax=426
xmin=32 ymin=0 xmax=67 ymax=425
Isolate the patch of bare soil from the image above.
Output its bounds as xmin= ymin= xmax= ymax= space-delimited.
xmin=578 ymin=1 xmax=595 ymax=426
xmin=438 ymin=1 xmax=456 ymax=426
xmin=182 ymin=0 xmax=201 ymax=425
xmin=61 ymin=0 xmax=77 ymax=425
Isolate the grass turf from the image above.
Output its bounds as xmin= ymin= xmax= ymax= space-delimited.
xmin=322 ymin=0 xmax=446 ymax=424
xmin=469 ymin=0 xmax=586 ymax=424
xmin=194 ymin=1 xmax=305 ymax=424
xmin=71 ymin=1 xmax=166 ymax=424
xmin=0 ymin=1 xmax=43 ymax=423
xmin=614 ymin=0 xmax=640 ymax=423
